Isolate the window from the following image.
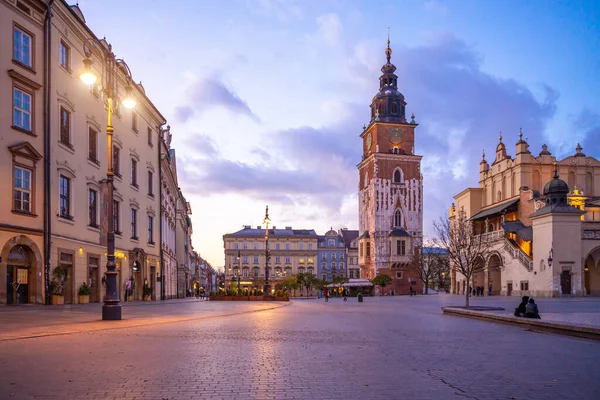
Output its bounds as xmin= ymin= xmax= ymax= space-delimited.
xmin=59 ymin=107 xmax=71 ymax=146
xmin=328 ymin=239 xmax=335 ymax=246
xmin=366 ymin=243 xmax=370 ymax=257
xmin=59 ymin=175 xmax=70 ymax=218
xmin=275 ymin=256 xmax=280 ymax=264
xmin=299 ymin=243 xmax=304 ymax=250
xmin=243 ymin=269 xmax=248 ymax=279
xmin=253 ymin=243 xmax=258 ymax=249
xmin=233 ymin=243 xmax=238 ymax=250
xmin=88 ymin=189 xmax=97 ymax=227
xmin=243 ymin=243 xmax=248 ymax=249
xmin=397 ymin=240 xmax=406 ymax=256
xmin=276 ymin=243 xmax=280 ymax=250
xmin=285 ymin=243 xmax=290 ymax=250
xmin=147 ymin=171 xmax=153 ymax=196
xmin=394 ymin=209 xmax=402 ymax=228
xmin=394 ymin=170 xmax=402 ymax=183
xmin=132 ymin=112 xmax=138 ymax=132
xmin=147 ymin=215 xmax=154 ymax=244
xmin=396 ymin=271 xmax=403 ymax=279
xmin=322 ymin=274 xmax=326 ymax=280
xmin=307 ymin=268 xmax=313 ymax=275
xmin=308 ymin=243 xmax=313 ymax=250
xmin=340 ymin=262 xmax=344 ymax=269
xmin=131 ymin=208 xmax=138 ymax=239
xmin=113 ymin=146 xmax=121 ymax=177
xmin=147 ymin=127 xmax=153 ymax=147
xmin=89 ymin=82 xmax=99 ymax=97
xmin=360 ymin=243 xmax=363 ymax=256
xmin=253 ymin=268 xmax=259 ymax=278
xmin=285 ymin=256 xmax=291 ymax=263
xmin=130 ymin=159 xmax=138 ymax=187
xmin=13 ymin=26 xmax=32 ymax=67
xmin=59 ymin=40 xmax=70 ymax=70
xmin=13 ymin=88 xmax=32 ymax=131
xmin=13 ymin=166 xmax=31 ymax=212
xmin=391 ymin=103 xmax=397 ymax=114
xmin=88 ymin=127 xmax=98 ymax=163
xmin=243 ymin=256 xmax=248 ymax=263
xmin=113 ymin=200 xmax=120 ymax=234
xmin=253 ymin=256 xmax=259 ymax=263
xmin=520 ymin=281 xmax=529 ymax=291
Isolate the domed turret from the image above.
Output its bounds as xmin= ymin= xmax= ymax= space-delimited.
xmin=543 ymin=163 xmax=569 ymax=208
xmin=369 ymin=36 xmax=407 ymax=124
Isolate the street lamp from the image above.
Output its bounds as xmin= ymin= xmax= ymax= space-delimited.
xmin=80 ymin=39 xmax=137 ymax=320
xmin=237 ymin=250 xmax=241 ymax=294
xmin=264 ymin=206 xmax=271 ymax=295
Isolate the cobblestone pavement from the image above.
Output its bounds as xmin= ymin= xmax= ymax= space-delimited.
xmin=1 ymin=295 xmax=599 ymax=399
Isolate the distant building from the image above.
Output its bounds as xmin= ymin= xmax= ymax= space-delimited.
xmin=223 ymin=226 xmax=318 ymax=294
xmin=340 ymin=229 xmax=359 ymax=278
xmin=317 ymin=229 xmax=346 ymax=281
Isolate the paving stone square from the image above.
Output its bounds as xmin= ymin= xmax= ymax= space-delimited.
xmin=1 ymin=295 xmax=599 ymax=399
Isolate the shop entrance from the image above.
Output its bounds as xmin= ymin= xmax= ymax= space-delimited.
xmin=6 ymin=244 xmax=35 ymax=305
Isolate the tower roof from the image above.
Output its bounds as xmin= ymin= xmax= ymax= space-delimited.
xmin=369 ymin=34 xmax=408 ymax=124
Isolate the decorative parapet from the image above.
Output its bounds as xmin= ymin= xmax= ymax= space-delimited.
xmin=582 ymin=229 xmax=600 ymax=240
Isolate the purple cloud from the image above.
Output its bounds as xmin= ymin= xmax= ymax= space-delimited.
xmin=174 ymin=77 xmax=259 ymax=123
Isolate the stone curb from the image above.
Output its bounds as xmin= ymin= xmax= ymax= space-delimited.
xmin=0 ymin=302 xmax=292 ymax=342
xmin=442 ymin=307 xmax=600 ymax=341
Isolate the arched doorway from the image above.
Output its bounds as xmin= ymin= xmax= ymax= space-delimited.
xmin=584 ymin=247 xmax=600 ymax=296
xmin=5 ymin=245 xmax=35 ymax=304
xmin=487 ymin=253 xmax=502 ymax=296
xmin=1 ymin=235 xmax=43 ymax=305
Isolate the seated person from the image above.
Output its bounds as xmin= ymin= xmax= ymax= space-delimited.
xmin=514 ymin=296 xmax=529 ymax=317
xmin=525 ymin=298 xmax=541 ymax=319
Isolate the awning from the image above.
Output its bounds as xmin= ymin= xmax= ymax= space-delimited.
xmin=470 ymin=198 xmax=519 ymax=221
xmin=342 ymin=279 xmax=373 ymax=288
xmin=500 ymin=220 xmax=533 ymax=242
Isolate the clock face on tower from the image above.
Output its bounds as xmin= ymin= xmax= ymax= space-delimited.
xmin=366 ymin=133 xmax=373 ymax=150
xmin=388 ymin=127 xmax=404 ymax=145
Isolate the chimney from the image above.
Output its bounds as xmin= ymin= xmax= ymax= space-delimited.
xmin=257 ymin=226 xmax=261 ymax=229
xmin=285 ymin=226 xmax=292 ymax=230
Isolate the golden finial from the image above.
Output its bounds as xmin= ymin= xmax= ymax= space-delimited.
xmin=499 ymin=132 xmax=503 ymax=142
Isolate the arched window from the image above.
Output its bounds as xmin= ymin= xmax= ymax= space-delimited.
xmin=364 ymin=172 xmax=368 ymax=188
xmin=393 ymin=168 xmax=404 ymax=183
xmin=394 ymin=209 xmax=402 ymax=228
xmin=586 ymin=172 xmax=593 ymax=195
xmin=391 ymin=103 xmax=397 ymax=114
xmin=568 ymin=171 xmax=576 ymax=191
xmin=512 ymin=172 xmax=517 ymax=195
xmin=532 ymin=170 xmax=541 ymax=193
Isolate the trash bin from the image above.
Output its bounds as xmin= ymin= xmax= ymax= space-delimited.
xmin=357 ymin=293 xmax=363 ymax=302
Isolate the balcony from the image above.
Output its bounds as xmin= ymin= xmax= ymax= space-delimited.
xmin=477 ymin=230 xmax=505 ymax=243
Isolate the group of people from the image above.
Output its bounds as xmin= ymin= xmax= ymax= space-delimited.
xmin=323 ymin=288 xmax=348 ymax=302
xmin=514 ymin=296 xmax=541 ymax=319
xmin=195 ymin=286 xmax=207 ymax=300
xmin=470 ymin=286 xmax=488 ymax=296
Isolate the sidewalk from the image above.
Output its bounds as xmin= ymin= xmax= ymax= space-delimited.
xmin=0 ymin=299 xmax=290 ymax=341
xmin=441 ymin=297 xmax=600 ymax=341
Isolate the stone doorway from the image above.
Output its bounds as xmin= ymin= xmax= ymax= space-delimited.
xmin=5 ymin=245 xmax=35 ymax=305
xmin=561 ymin=271 xmax=572 ymax=295
xmin=487 ymin=253 xmax=502 ymax=295
xmin=584 ymin=247 xmax=600 ymax=296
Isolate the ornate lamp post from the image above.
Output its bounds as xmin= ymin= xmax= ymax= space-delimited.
xmin=237 ymin=250 xmax=241 ymax=294
xmin=264 ymin=206 xmax=271 ymax=295
xmin=80 ymin=39 xmax=136 ymax=320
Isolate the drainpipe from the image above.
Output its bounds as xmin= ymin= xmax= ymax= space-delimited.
xmin=43 ymin=0 xmax=55 ymax=305
xmin=158 ymin=125 xmax=165 ymax=300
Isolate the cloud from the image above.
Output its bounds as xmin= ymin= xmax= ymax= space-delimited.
xmin=177 ymin=34 xmax=561 ymax=240
xmin=184 ymin=134 xmax=219 ymax=158
xmin=174 ymin=77 xmax=259 ymax=123
xmin=304 ymin=13 xmax=343 ymax=48
xmin=424 ymin=0 xmax=450 ymax=16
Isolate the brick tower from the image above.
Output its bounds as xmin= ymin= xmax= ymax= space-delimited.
xmin=357 ymin=37 xmax=423 ymax=294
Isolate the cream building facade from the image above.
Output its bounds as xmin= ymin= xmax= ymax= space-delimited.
xmin=223 ymin=226 xmax=318 ymax=294
xmin=450 ymin=134 xmax=600 ymax=298
xmin=1 ymin=0 xmax=195 ymax=305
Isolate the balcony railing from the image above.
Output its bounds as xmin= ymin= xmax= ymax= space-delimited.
xmin=477 ymin=230 xmax=504 ymax=243
xmin=582 ymin=228 xmax=600 ymax=240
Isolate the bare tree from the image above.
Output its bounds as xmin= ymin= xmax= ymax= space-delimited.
xmin=413 ymin=247 xmax=445 ymax=295
xmin=433 ymin=211 xmax=492 ymax=308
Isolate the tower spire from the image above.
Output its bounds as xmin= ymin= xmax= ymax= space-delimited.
xmin=385 ymin=27 xmax=392 ymax=63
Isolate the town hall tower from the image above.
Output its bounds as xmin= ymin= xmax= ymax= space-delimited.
xmin=357 ymin=38 xmax=423 ymax=294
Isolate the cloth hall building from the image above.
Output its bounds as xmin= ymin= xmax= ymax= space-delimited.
xmin=450 ymin=135 xmax=600 ymax=297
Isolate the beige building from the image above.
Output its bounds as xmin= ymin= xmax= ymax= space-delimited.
xmin=223 ymin=226 xmax=318 ymax=294
xmin=450 ymin=133 xmax=600 ymax=297
xmin=1 ymin=0 xmax=174 ymax=304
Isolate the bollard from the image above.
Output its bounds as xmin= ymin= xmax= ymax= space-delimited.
xmin=358 ymin=293 xmax=363 ymax=303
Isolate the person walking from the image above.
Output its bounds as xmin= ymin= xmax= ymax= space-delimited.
xmin=343 ymin=288 xmax=348 ymax=302
xmin=324 ymin=288 xmax=329 ymax=302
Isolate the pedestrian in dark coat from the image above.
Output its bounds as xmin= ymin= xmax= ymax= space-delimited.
xmin=514 ymin=296 xmax=530 ymax=317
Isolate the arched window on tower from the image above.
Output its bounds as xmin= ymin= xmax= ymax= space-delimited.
xmin=393 ymin=168 xmax=404 ymax=183
xmin=391 ymin=103 xmax=397 ymax=114
xmin=586 ymin=172 xmax=594 ymax=195
xmin=394 ymin=209 xmax=403 ymax=228
xmin=532 ymin=170 xmax=541 ymax=193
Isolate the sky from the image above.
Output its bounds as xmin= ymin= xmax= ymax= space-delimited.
xmin=75 ymin=0 xmax=600 ymax=267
